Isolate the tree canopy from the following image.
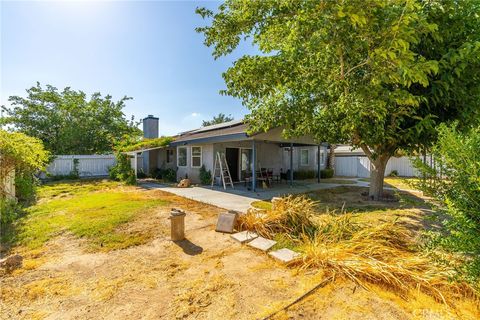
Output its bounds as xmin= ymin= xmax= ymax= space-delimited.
xmin=202 ymin=113 xmax=234 ymax=126
xmin=1 ymin=83 xmax=142 ymax=155
xmin=197 ymin=0 xmax=480 ymax=199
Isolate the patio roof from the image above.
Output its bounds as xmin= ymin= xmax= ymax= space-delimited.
xmin=171 ymin=120 xmax=322 ymax=146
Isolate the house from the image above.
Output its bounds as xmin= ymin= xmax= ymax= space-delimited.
xmin=132 ymin=115 xmax=328 ymax=190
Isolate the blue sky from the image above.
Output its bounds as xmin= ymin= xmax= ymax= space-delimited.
xmin=0 ymin=0 xmax=254 ymax=135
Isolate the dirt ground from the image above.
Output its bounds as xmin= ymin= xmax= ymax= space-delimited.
xmin=1 ymin=188 xmax=478 ymax=320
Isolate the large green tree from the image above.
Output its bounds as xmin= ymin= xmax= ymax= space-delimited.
xmin=197 ymin=0 xmax=480 ymax=199
xmin=202 ymin=112 xmax=234 ymax=126
xmin=1 ymin=83 xmax=142 ymax=155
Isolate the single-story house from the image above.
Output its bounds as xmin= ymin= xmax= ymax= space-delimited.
xmin=130 ymin=116 xmax=328 ymax=191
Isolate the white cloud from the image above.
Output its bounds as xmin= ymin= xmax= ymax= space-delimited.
xmin=191 ymin=112 xmax=200 ymax=117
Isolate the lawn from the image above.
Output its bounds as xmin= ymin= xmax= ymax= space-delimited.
xmin=358 ymin=177 xmax=421 ymax=190
xmin=1 ymin=180 xmax=478 ymax=320
xmin=3 ymin=180 xmax=170 ymax=252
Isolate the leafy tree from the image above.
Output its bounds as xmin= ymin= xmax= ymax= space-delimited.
xmin=414 ymin=124 xmax=480 ymax=283
xmin=0 ymin=130 xmax=49 ymax=224
xmin=1 ymin=83 xmax=142 ymax=155
xmin=197 ymin=0 xmax=480 ymax=199
xmin=202 ymin=113 xmax=234 ymax=126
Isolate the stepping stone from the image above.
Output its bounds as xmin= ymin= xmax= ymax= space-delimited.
xmin=269 ymin=248 xmax=301 ymax=263
xmin=230 ymin=231 xmax=258 ymax=243
xmin=247 ymin=236 xmax=277 ymax=252
xmin=215 ymin=212 xmax=237 ymax=233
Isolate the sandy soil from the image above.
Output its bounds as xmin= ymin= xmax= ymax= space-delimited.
xmin=1 ymin=189 xmax=478 ymax=320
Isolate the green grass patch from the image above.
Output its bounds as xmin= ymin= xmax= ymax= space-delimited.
xmin=358 ymin=177 xmax=420 ymax=190
xmin=250 ymin=200 xmax=273 ymax=211
xmin=5 ymin=181 xmax=169 ymax=252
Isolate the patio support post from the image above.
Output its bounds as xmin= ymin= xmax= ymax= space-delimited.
xmin=289 ymin=143 xmax=293 ymax=187
xmin=317 ymin=145 xmax=321 ymax=183
xmin=252 ymin=140 xmax=256 ymax=192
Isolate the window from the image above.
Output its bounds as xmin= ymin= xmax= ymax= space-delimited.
xmin=191 ymin=146 xmax=202 ymax=168
xmin=166 ymin=149 xmax=174 ymax=163
xmin=177 ymin=147 xmax=187 ymax=167
xmin=300 ymin=149 xmax=309 ymax=166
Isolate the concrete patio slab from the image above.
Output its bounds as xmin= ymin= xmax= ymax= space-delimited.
xmin=247 ymin=237 xmax=277 ymax=252
xmin=139 ymin=181 xmax=348 ymax=213
xmin=269 ymin=248 xmax=300 ymax=263
xmin=231 ymin=231 xmax=258 ymax=243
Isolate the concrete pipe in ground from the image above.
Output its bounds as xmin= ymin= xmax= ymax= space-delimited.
xmin=169 ymin=209 xmax=186 ymax=241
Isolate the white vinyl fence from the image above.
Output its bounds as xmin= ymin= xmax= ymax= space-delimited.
xmin=335 ymin=156 xmax=425 ymax=178
xmin=46 ymin=155 xmax=116 ymax=177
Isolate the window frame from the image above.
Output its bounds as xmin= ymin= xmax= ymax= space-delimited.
xmin=300 ymin=149 xmax=309 ymax=166
xmin=191 ymin=146 xmax=202 ymax=168
xmin=177 ymin=147 xmax=187 ymax=167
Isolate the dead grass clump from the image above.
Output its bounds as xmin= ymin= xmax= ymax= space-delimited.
xmin=173 ymin=274 xmax=236 ymax=319
xmin=241 ymin=195 xmax=478 ymax=304
xmin=238 ymin=195 xmax=317 ymax=239
xmin=297 ymin=215 xmax=477 ymax=304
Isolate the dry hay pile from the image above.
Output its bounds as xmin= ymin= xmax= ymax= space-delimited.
xmin=238 ymin=196 xmax=478 ymax=304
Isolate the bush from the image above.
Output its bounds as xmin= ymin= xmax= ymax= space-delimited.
xmin=293 ymin=170 xmax=315 ymax=180
xmin=199 ymin=165 xmax=212 ymax=185
xmin=163 ymin=168 xmax=177 ymax=182
xmin=0 ymin=130 xmax=49 ymax=225
xmin=109 ymin=152 xmax=136 ymax=185
xmin=152 ymin=167 xmax=176 ymax=182
xmin=0 ymin=199 xmax=20 ymax=226
xmin=414 ymin=124 xmax=480 ymax=283
xmin=14 ymin=171 xmax=38 ymax=204
xmin=320 ymin=168 xmax=334 ymax=179
xmin=389 ymin=170 xmax=398 ymax=177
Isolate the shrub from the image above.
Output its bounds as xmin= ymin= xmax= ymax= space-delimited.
xmin=109 ymin=152 xmax=136 ymax=185
xmin=293 ymin=170 xmax=315 ymax=180
xmin=162 ymin=168 xmax=177 ymax=182
xmin=0 ymin=130 xmax=49 ymax=225
xmin=389 ymin=170 xmax=398 ymax=177
xmin=320 ymin=168 xmax=334 ymax=179
xmin=199 ymin=165 xmax=212 ymax=185
xmin=0 ymin=198 xmax=20 ymax=225
xmin=414 ymin=124 xmax=480 ymax=284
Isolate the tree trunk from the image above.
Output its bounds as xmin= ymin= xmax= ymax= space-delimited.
xmin=369 ymin=155 xmax=390 ymax=200
xmin=327 ymin=144 xmax=336 ymax=170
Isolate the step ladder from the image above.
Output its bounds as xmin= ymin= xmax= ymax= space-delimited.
xmin=212 ymin=152 xmax=234 ymax=190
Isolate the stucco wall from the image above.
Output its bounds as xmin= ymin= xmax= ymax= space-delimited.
xmin=176 ymin=144 xmax=213 ymax=183
xmin=156 ymin=147 xmax=177 ymax=170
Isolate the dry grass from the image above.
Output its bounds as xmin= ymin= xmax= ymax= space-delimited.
xmin=239 ymin=195 xmax=318 ymax=240
xmin=238 ymin=195 xmax=478 ymax=306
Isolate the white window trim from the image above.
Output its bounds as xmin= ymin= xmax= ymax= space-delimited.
xmin=300 ymin=149 xmax=309 ymax=166
xmin=191 ymin=146 xmax=202 ymax=168
xmin=177 ymin=147 xmax=187 ymax=167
